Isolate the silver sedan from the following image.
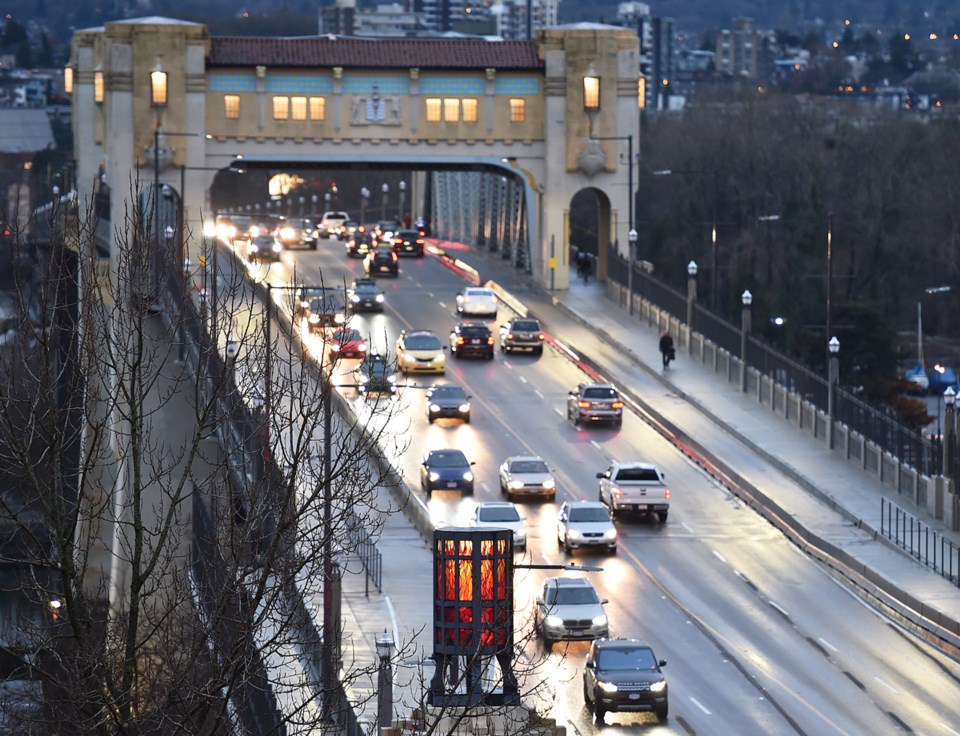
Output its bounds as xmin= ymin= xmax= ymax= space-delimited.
xmin=498 ymin=455 xmax=556 ymax=501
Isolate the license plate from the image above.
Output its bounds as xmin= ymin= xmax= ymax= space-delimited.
xmin=446 ymin=482 xmax=458 ymax=489
xmin=471 ymin=339 xmax=480 ymax=344
xmin=629 ymin=693 xmax=641 ymax=700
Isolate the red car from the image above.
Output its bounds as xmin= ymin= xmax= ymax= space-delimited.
xmin=329 ymin=328 xmax=367 ymax=358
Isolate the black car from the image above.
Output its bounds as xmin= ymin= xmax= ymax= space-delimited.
xmin=374 ymin=219 xmax=401 ymax=243
xmin=348 ymin=278 xmax=385 ymax=312
xmin=364 ymin=250 xmax=399 ymax=277
xmin=392 ymin=229 xmax=425 ymax=257
xmin=414 ymin=217 xmax=430 ymax=237
xmin=345 ymin=231 xmax=375 ymax=258
xmin=450 ymin=322 xmax=494 ymax=360
xmin=340 ymin=220 xmax=360 ymax=240
xmin=426 ymin=384 xmax=471 ymax=424
xmin=583 ymin=639 xmax=668 ymax=722
xmin=420 ymin=449 xmax=475 ymax=495
xmin=248 ymin=234 xmax=282 ymax=261
xmin=355 ymin=354 xmax=397 ymax=396
xmin=306 ymin=293 xmax=348 ymax=332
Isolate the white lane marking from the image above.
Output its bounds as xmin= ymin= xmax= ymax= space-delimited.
xmin=519 ymin=375 xmax=528 ymax=384
xmin=480 ymin=483 xmax=489 ymax=494
xmin=874 ymin=677 xmax=897 ymax=694
xmin=385 ymin=596 xmax=400 ymax=645
xmin=768 ymin=601 xmax=790 ymax=618
xmin=688 ymin=696 xmax=711 ymax=715
xmin=711 ymin=549 xmax=727 ymax=564
xmin=680 ymin=521 xmax=695 ymax=534
xmin=942 ymin=724 xmax=960 ymax=736
xmin=541 ymin=553 xmax=554 ymax=566
xmin=534 ymin=390 xmax=544 ymax=399
xmin=427 ymin=291 xmax=434 ymax=298
xmin=817 ymin=637 xmax=839 ymax=653
xmin=553 ymin=407 xmax=564 ymax=417
xmin=590 ymin=440 xmax=603 ymax=451
xmin=438 ymin=301 xmax=446 ymax=309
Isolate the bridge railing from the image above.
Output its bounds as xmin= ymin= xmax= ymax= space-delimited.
xmin=881 ymin=498 xmax=960 ymax=585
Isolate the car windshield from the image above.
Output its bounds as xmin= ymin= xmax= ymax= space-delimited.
xmin=478 ymin=507 xmax=520 ymax=523
xmin=460 ymin=326 xmax=490 ymax=337
xmin=431 ymin=386 xmax=466 ymax=400
xmin=406 ymin=334 xmax=441 ymax=350
xmin=510 ymin=460 xmax=549 ymax=474
xmin=616 ymin=468 xmax=661 ymax=482
xmin=466 ymin=289 xmax=493 ymax=298
xmin=374 ymin=253 xmax=393 ymax=262
xmin=333 ymin=329 xmax=361 ymax=342
xmin=583 ymin=387 xmax=617 ymax=400
xmin=511 ymin=320 xmax=540 ymax=331
xmin=428 ymin=451 xmax=468 ymax=468
xmin=568 ymin=507 xmax=611 ymax=523
xmin=353 ymin=282 xmax=378 ymax=293
xmin=547 ymin=585 xmax=599 ymax=605
xmin=597 ymin=647 xmax=657 ymax=670
xmin=365 ymin=358 xmax=390 ymax=374
xmin=311 ymin=296 xmax=342 ymax=312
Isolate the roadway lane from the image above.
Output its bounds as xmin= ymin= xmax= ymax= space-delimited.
xmin=233 ymin=237 xmax=960 ymax=735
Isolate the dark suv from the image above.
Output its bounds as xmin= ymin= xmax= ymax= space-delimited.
xmin=364 ymin=250 xmax=399 ymax=277
xmin=583 ymin=639 xmax=668 ymax=722
xmin=450 ymin=322 xmax=494 ymax=360
xmin=355 ymin=354 xmax=397 ymax=396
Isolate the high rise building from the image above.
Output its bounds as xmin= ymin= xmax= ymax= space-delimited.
xmin=716 ymin=17 xmax=757 ymax=77
xmin=409 ymin=0 xmax=560 ymax=37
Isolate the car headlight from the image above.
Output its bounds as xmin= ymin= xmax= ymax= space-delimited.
xmin=458 ymin=403 xmax=471 ymax=412
xmin=271 ymin=242 xmax=282 ymax=252
xmin=431 ymin=354 xmax=445 ymax=363
xmin=515 ymin=529 xmax=526 ymax=542
xmin=598 ymin=681 xmax=618 ymax=694
xmin=375 ymin=294 xmax=385 ymax=302
xmin=429 ymin=472 xmax=440 ymax=482
xmin=388 ymin=375 xmax=397 ymax=383
xmin=308 ymin=314 xmax=319 ymax=324
xmin=351 ymin=295 xmax=360 ymax=303
xmin=330 ymin=344 xmax=340 ymax=352
xmin=567 ymin=528 xmax=583 ymax=539
xmin=592 ymin=614 xmax=607 ymax=627
xmin=543 ymin=615 xmax=563 ymax=628
xmin=543 ymin=479 xmax=556 ymax=489
xmin=358 ymin=374 xmax=369 ymax=383
xmin=429 ymin=403 xmax=441 ymax=413
xmin=401 ymin=352 xmax=415 ymax=363
xmin=603 ymin=529 xmax=617 ymax=539
xmin=462 ymin=471 xmax=474 ymax=482
xmin=335 ymin=314 xmax=345 ymax=324
xmin=649 ymin=680 xmax=667 ymax=693
xmin=508 ymin=480 xmax=524 ymax=490
xmin=250 ymin=245 xmax=260 ymax=252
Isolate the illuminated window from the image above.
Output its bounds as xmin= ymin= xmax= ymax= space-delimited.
xmin=150 ymin=67 xmax=168 ymax=106
xmin=224 ymin=95 xmax=240 ymax=119
xmin=309 ymin=96 xmax=325 ymax=121
xmin=291 ymin=96 xmax=307 ymax=120
xmin=273 ymin=96 xmax=289 ymax=120
xmin=94 ymin=70 xmax=104 ymax=103
xmin=443 ymin=98 xmax=460 ymax=122
xmin=425 ymin=97 xmax=442 ymax=122
xmin=462 ymin=97 xmax=478 ymax=122
xmin=509 ymin=98 xmax=525 ymax=123
xmin=64 ymin=65 xmax=73 ymax=95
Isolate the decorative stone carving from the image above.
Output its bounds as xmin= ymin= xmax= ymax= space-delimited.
xmin=577 ymin=138 xmax=606 ymax=178
xmin=143 ymin=129 xmax=176 ymax=173
xmin=350 ymin=84 xmax=402 ymax=126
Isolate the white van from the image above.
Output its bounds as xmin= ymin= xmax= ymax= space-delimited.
xmin=318 ymin=211 xmax=350 ymax=238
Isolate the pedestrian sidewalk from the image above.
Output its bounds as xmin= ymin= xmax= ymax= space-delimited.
xmin=429 ymin=241 xmax=960 ymax=652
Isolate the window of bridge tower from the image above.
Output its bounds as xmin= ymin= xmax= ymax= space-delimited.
xmin=309 ymin=96 xmax=325 ymax=121
xmin=272 ymin=96 xmax=290 ymax=120
xmin=462 ymin=98 xmax=478 ymax=122
xmin=291 ymin=96 xmax=307 ymax=120
xmin=426 ymin=98 xmax=442 ymax=122
xmin=443 ymin=98 xmax=460 ymax=122
xmin=224 ymin=95 xmax=240 ymax=119
xmin=509 ymin=98 xmax=526 ymax=123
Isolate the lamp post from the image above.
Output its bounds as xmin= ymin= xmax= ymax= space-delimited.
xmin=945 ymin=386 xmax=957 ymax=484
xmin=827 ymin=336 xmax=840 ymax=449
xmin=826 ymin=212 xmax=833 ymax=359
xmin=360 ymin=186 xmax=371 ymax=226
xmin=740 ymin=289 xmax=752 ymax=392
xmin=376 ymin=629 xmax=395 ymax=730
xmin=686 ymin=261 xmax=698 ymax=351
xmin=398 ymin=179 xmax=407 ymax=223
xmin=381 ymin=182 xmax=389 ymax=221
xmin=627 ymin=227 xmax=638 ymax=316
xmin=311 ymin=193 xmax=318 ymax=215
xmin=299 ymin=196 xmax=305 ymax=217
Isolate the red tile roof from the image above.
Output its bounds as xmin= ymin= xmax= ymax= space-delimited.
xmin=208 ymin=36 xmax=543 ymax=71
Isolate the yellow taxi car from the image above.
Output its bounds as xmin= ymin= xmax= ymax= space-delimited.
xmin=396 ymin=329 xmax=446 ymax=375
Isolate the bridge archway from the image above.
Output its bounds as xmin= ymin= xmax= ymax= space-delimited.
xmin=69 ymin=18 xmax=639 ymax=291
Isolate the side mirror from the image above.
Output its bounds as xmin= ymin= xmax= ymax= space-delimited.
xmin=568 ymin=391 xmax=575 ymax=397
xmin=601 ymin=598 xmax=609 ymax=605
xmin=596 ymin=472 xmax=605 ymax=479
xmin=470 ymin=461 xmax=477 ymax=466
xmin=659 ymin=659 xmax=667 ymax=667
xmin=585 ymin=660 xmax=595 ymax=669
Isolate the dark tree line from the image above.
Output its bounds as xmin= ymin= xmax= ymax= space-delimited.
xmin=637 ymin=89 xmax=960 ymax=404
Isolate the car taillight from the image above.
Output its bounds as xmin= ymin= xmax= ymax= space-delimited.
xmin=507 ymin=333 xmax=515 ymax=339
xmin=457 ymin=337 xmax=465 ymax=344
xmin=664 ymin=488 xmax=671 ymax=499
xmin=416 ymin=238 xmax=424 ymax=245
xmin=612 ymin=401 xmax=624 ymax=409
xmin=486 ymin=336 xmax=494 ymax=345
xmin=578 ymin=401 xmax=591 ymax=408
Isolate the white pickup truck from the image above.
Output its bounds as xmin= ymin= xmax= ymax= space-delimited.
xmin=596 ymin=462 xmax=670 ymax=523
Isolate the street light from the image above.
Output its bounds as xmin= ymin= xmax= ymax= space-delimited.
xmin=827 ymin=336 xmax=840 ymax=449
xmin=376 ymin=629 xmax=394 ymax=730
xmin=686 ymin=261 xmax=698 ymax=351
xmin=398 ymin=180 xmax=407 ymax=223
xmin=740 ymin=289 xmax=753 ymax=392
xmin=360 ymin=186 xmax=371 ymax=225
xmin=944 ymin=386 xmax=956 ymax=483
xmin=627 ymin=227 xmax=638 ymax=316
xmin=381 ymin=182 xmax=389 ymax=221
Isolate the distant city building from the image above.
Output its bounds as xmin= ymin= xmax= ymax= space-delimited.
xmin=614 ymin=2 xmax=673 ymax=111
xmin=404 ymin=0 xmax=559 ymax=37
xmin=490 ymin=0 xmax=561 ymax=40
xmin=716 ymin=17 xmax=757 ymax=77
xmin=318 ymin=0 xmax=357 ymax=36
xmin=354 ymin=3 xmax=425 ymax=37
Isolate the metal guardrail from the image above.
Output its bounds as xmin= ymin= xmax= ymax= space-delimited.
xmin=347 ymin=512 xmax=383 ymax=595
xmin=881 ymin=498 xmax=960 ymax=586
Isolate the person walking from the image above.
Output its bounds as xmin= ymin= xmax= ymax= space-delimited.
xmin=659 ymin=329 xmax=675 ymax=369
